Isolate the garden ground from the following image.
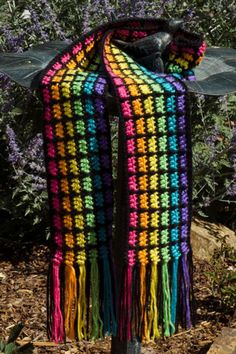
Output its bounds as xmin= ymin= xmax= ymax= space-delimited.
xmin=0 ymin=241 xmax=235 ymax=354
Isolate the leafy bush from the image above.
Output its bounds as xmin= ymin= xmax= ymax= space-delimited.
xmin=191 ymin=95 xmax=236 ymax=229
xmin=207 ymin=240 xmax=236 ymax=311
xmin=0 ymin=0 xmax=236 ymax=240
xmin=3 ymin=126 xmax=49 ymax=240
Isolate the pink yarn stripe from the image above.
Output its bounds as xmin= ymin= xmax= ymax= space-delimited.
xmin=119 ymin=266 xmax=131 ymax=340
xmin=127 ymin=266 xmax=133 ymax=340
xmin=51 ymin=252 xmax=64 ymax=342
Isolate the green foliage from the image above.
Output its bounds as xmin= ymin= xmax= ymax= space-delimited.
xmin=166 ymin=0 xmax=236 ymax=47
xmin=207 ymin=240 xmax=236 ymax=310
xmin=191 ymin=94 xmax=236 ymax=226
xmin=0 ymin=323 xmax=33 ymax=354
xmin=0 ymin=123 xmax=50 ymax=240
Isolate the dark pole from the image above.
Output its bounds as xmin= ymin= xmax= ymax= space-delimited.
xmin=111 ymin=337 xmax=141 ymax=354
xmin=110 ymin=115 xmax=141 ymax=354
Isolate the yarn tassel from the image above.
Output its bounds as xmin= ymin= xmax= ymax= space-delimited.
xmin=148 ymin=262 xmax=160 ymax=340
xmin=181 ymin=253 xmax=192 ymax=329
xmin=123 ymin=264 xmax=133 ymax=340
xmin=170 ymin=258 xmax=179 ymax=334
xmin=64 ymin=264 xmax=77 ymax=339
xmin=77 ymin=264 xmax=87 ymax=340
xmin=90 ymin=253 xmax=103 ymax=339
xmin=102 ymin=254 xmax=117 ymax=336
xmin=162 ymin=262 xmax=175 ymax=337
xmin=139 ymin=264 xmax=148 ymax=341
xmin=126 ymin=265 xmax=133 ymax=340
xmin=47 ymin=264 xmax=52 ymax=339
xmin=131 ymin=266 xmax=139 ymax=340
xmin=50 ymin=254 xmax=64 ymax=342
xmin=189 ymin=249 xmax=196 ymax=326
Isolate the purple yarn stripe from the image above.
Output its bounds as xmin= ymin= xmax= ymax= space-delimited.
xmin=93 ymin=84 xmax=113 ymax=238
xmin=177 ymin=93 xmax=192 ymax=328
xmin=165 ymin=75 xmax=186 ymax=92
xmin=181 ymin=253 xmax=192 ymax=328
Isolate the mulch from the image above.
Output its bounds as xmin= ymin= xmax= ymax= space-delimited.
xmin=0 ymin=241 xmax=234 ymax=354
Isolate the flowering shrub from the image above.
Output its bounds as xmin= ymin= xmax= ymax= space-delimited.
xmin=3 ymin=126 xmax=49 ymax=239
xmin=191 ymin=95 xmax=236 ymax=229
xmin=207 ymin=240 xmax=236 ymax=311
xmin=0 ymin=0 xmax=236 ymax=239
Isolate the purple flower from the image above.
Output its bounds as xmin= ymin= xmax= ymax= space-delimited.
xmin=80 ymin=0 xmax=170 ymax=33
xmin=129 ymin=0 xmax=146 ymax=16
xmin=2 ymin=95 xmax=15 ymax=113
xmin=1 ymin=27 xmax=25 ymax=52
xmin=5 ymin=125 xmax=22 ymax=164
xmin=0 ymin=74 xmax=12 ymax=90
xmin=27 ymin=7 xmax=49 ymax=41
xmin=226 ymin=126 xmax=236 ymax=197
xmin=184 ymin=9 xmax=196 ymax=21
xmin=26 ymin=133 xmax=44 ymax=160
xmin=205 ymin=125 xmax=220 ymax=156
xmin=37 ymin=0 xmax=67 ymax=40
xmin=227 ymin=182 xmax=236 ymax=197
xmin=31 ymin=176 xmax=47 ymax=191
xmin=203 ymin=196 xmax=211 ymax=207
xmin=31 ymin=183 xmax=47 ymax=191
xmin=6 ymin=126 xmax=46 ymax=191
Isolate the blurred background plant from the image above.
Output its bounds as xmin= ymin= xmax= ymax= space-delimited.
xmin=0 ymin=0 xmax=235 ymax=241
xmin=206 ymin=239 xmax=236 ymax=311
xmin=191 ymin=94 xmax=236 ymax=230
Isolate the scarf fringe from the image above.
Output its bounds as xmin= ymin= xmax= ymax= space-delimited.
xmin=162 ymin=262 xmax=175 ymax=337
xmin=89 ymin=252 xmax=103 ymax=339
xmin=49 ymin=254 xmax=117 ymax=341
xmin=148 ymin=262 xmax=160 ymax=340
xmin=77 ymin=263 xmax=87 ymax=340
xmin=64 ymin=264 xmax=77 ymax=339
xmin=118 ymin=254 xmax=193 ymax=341
xmin=118 ymin=264 xmax=132 ymax=341
xmin=170 ymin=258 xmax=179 ymax=334
xmin=102 ymin=255 xmax=117 ymax=336
xmin=48 ymin=254 xmax=64 ymax=343
xmin=180 ymin=250 xmax=193 ymax=329
xmin=139 ymin=264 xmax=149 ymax=341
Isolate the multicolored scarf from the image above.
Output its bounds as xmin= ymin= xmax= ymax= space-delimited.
xmin=40 ymin=18 xmax=206 ymax=343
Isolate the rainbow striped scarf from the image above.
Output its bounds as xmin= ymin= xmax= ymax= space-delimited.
xmin=40 ymin=18 xmax=206 ymax=343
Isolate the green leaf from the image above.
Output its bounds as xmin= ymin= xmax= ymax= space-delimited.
xmin=0 ymin=41 xmax=69 ymax=88
xmin=22 ymin=195 xmax=29 ymax=202
xmin=11 ymin=107 xmax=23 ymax=116
xmin=24 ymin=208 xmax=31 ymax=216
xmin=227 ymin=272 xmax=236 ymax=282
xmin=0 ymin=340 xmax=5 ymax=352
xmin=33 ymin=216 xmax=40 ymax=225
xmin=5 ymin=342 xmax=18 ymax=354
xmin=197 ymin=210 xmax=209 ymax=218
xmin=12 ymin=189 xmax=18 ymax=199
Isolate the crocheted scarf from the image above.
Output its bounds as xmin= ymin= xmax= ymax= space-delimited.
xmin=40 ymin=18 xmax=206 ymax=343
